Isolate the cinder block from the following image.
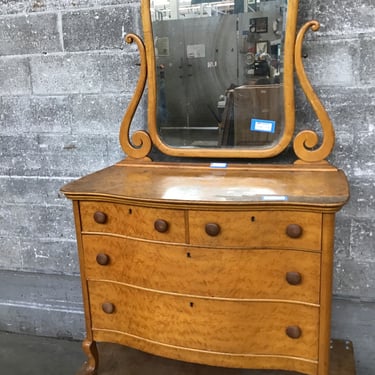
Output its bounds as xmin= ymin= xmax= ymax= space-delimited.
xmin=0 ymin=13 xmax=62 ymax=56
xmin=1 ymin=95 xmax=72 ymax=135
xmin=359 ymin=36 xmax=375 ymax=84
xmin=30 ymin=51 xmax=140 ymax=95
xmin=70 ymin=93 xmax=145 ymax=136
xmin=98 ymin=52 xmax=141 ymax=93
xmin=62 ymin=5 xmax=140 ymax=52
xmin=21 ymin=238 xmax=80 ymax=275
xmin=313 ymin=0 xmax=375 ymax=34
xmin=0 ymin=134 xmax=124 ymax=177
xmin=0 ymin=57 xmax=31 ymax=95
xmin=303 ymin=39 xmax=359 ymax=86
xmin=0 ymin=204 xmax=75 ymax=240
xmin=349 ymin=218 xmax=375 ymax=263
xmin=30 ymin=53 xmax=103 ymax=95
xmin=0 ymin=176 xmax=72 ymax=206
xmin=334 ymin=255 xmax=375 ymax=299
xmin=342 ymin=177 xmax=375 ymax=219
xmin=334 ymin=216 xmax=352 ymax=259
xmin=0 ymin=237 xmax=22 ymax=270
xmin=353 ymin=129 xmax=375 ymax=177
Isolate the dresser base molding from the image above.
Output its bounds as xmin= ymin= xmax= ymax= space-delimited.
xmin=75 ymin=339 xmax=356 ymax=375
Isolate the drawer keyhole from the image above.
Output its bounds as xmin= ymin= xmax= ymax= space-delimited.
xmin=94 ymin=211 xmax=107 ymax=224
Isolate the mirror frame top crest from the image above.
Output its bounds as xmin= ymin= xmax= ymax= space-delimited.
xmin=120 ymin=0 xmax=335 ymax=163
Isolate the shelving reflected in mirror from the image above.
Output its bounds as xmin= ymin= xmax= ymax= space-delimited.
xmin=151 ymin=0 xmax=287 ymax=149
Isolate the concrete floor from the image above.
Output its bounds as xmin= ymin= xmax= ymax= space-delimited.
xmin=0 ymin=331 xmax=299 ymax=375
xmin=0 ymin=331 xmax=355 ymax=375
xmin=0 ymin=331 xmax=84 ymax=375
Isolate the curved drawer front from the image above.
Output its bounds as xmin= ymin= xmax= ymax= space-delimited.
xmin=83 ymin=235 xmax=321 ymax=304
xmin=79 ymin=201 xmax=186 ymax=243
xmin=189 ymin=210 xmax=322 ymax=250
xmin=89 ymin=281 xmax=319 ymax=360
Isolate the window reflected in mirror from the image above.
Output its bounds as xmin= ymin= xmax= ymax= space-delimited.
xmin=151 ymin=0 xmax=287 ymax=149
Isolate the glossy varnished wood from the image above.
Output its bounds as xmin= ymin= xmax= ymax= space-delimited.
xmin=88 ymin=281 xmax=319 ymax=359
xmin=188 ymin=210 xmax=321 ymax=249
xmin=61 ymin=162 xmax=349 ymax=209
xmin=62 ymin=162 xmax=350 ymax=375
xmin=79 ymin=201 xmax=186 ymax=242
xmin=83 ymin=234 xmax=321 ymax=303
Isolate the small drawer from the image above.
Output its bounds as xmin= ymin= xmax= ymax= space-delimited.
xmin=82 ymin=235 xmax=320 ymax=304
xmin=89 ymin=281 xmax=319 ymax=360
xmin=79 ymin=201 xmax=186 ymax=243
xmin=188 ymin=210 xmax=322 ymax=251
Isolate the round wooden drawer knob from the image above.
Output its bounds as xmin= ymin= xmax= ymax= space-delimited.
xmin=102 ymin=302 xmax=115 ymax=314
xmin=286 ymin=224 xmax=303 ymax=238
xmin=286 ymin=325 xmax=302 ymax=339
xmin=286 ymin=272 xmax=302 ymax=285
xmin=96 ymin=253 xmax=110 ymax=266
xmin=154 ymin=219 xmax=169 ymax=233
xmin=205 ymin=223 xmax=221 ymax=236
xmin=94 ymin=211 xmax=107 ymax=224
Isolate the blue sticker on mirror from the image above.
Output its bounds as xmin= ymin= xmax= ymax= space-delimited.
xmin=250 ymin=119 xmax=276 ymax=133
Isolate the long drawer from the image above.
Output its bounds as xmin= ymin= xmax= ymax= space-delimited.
xmin=83 ymin=235 xmax=321 ymax=303
xmin=79 ymin=201 xmax=186 ymax=243
xmin=89 ymin=280 xmax=319 ymax=360
xmin=188 ymin=210 xmax=322 ymax=250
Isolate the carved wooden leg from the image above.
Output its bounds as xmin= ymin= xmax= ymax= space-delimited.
xmin=76 ymin=339 xmax=99 ymax=375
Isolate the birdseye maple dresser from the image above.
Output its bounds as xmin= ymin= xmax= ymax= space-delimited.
xmin=61 ymin=0 xmax=353 ymax=374
xmin=62 ymin=162 xmax=350 ymax=375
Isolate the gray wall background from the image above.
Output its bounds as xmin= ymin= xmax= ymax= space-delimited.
xmin=0 ymin=0 xmax=373 ymax=374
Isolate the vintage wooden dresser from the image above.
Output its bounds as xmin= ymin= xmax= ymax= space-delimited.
xmin=61 ymin=0 xmax=353 ymax=373
xmin=62 ymin=162 xmax=349 ymax=375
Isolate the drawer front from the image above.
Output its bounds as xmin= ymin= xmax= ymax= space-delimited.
xmin=89 ymin=281 xmax=319 ymax=360
xmin=79 ymin=201 xmax=186 ymax=242
xmin=189 ymin=210 xmax=322 ymax=250
xmin=83 ymin=235 xmax=320 ymax=304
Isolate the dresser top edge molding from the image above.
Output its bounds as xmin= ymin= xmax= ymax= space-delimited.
xmin=61 ymin=161 xmax=349 ymax=211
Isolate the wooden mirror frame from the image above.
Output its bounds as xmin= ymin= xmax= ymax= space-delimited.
xmin=119 ymin=0 xmax=335 ymax=163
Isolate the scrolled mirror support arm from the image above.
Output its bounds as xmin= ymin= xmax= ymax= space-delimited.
xmin=119 ymin=33 xmax=152 ymax=160
xmin=293 ymin=20 xmax=335 ymax=163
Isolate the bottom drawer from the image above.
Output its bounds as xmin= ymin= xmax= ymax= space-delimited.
xmin=88 ymin=281 xmax=319 ymax=360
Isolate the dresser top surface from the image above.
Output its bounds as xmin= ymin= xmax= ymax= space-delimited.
xmin=61 ymin=162 xmax=349 ymax=209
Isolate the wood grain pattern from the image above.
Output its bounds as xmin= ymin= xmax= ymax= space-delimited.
xmin=61 ymin=163 xmax=349 ymax=210
xmin=188 ymin=210 xmax=322 ymax=250
xmin=293 ymin=21 xmax=335 ymax=163
xmin=79 ymin=201 xmax=186 ymax=243
xmin=61 ymin=162 xmax=350 ymax=375
xmin=88 ymin=281 xmax=319 ymax=359
xmin=83 ymin=234 xmax=321 ymax=303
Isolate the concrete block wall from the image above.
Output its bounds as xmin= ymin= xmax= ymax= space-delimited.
xmin=0 ymin=0 xmax=374 ymax=374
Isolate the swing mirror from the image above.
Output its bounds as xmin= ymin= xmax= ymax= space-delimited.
xmin=122 ymin=0 xmax=305 ymax=159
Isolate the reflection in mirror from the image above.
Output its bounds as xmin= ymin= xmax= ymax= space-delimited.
xmin=151 ymin=0 xmax=287 ymax=149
